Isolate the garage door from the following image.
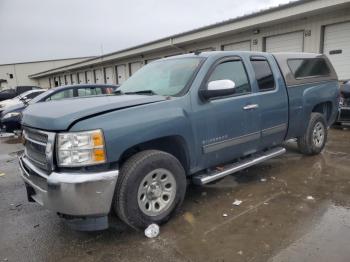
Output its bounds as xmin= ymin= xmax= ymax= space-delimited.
xmin=222 ymin=41 xmax=251 ymax=51
xmin=86 ymin=71 xmax=93 ymax=83
xmin=71 ymin=74 xmax=78 ymax=85
xmin=323 ymin=22 xmax=350 ymax=80
xmin=104 ymin=67 xmax=115 ymax=84
xmin=265 ymin=31 xmax=304 ymax=52
xmin=116 ymin=64 xmax=127 ymax=84
xmin=94 ymin=69 xmax=104 ymax=84
xmin=59 ymin=76 xmax=64 ymax=86
xmin=130 ymin=62 xmax=143 ymax=76
xmin=78 ymin=72 xmax=85 ymax=84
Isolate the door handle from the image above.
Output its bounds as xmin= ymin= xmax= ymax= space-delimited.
xmin=243 ymin=104 xmax=259 ymax=110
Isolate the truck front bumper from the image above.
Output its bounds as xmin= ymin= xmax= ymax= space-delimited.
xmin=19 ymin=155 xmax=119 ymax=217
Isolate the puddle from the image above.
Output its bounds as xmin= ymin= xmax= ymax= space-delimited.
xmin=270 ymin=205 xmax=350 ymax=262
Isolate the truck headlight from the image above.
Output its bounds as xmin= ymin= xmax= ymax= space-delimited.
xmin=2 ymin=112 xmax=21 ymax=120
xmin=57 ymin=129 xmax=106 ymax=167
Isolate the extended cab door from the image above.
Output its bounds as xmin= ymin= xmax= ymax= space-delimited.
xmin=249 ymin=56 xmax=289 ymax=149
xmin=193 ymin=56 xmax=261 ymax=169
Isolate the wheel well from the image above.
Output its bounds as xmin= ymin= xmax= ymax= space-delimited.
xmin=119 ymin=136 xmax=190 ymax=172
xmin=312 ymin=102 xmax=332 ymax=122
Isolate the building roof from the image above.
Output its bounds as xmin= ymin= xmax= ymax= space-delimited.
xmin=30 ymin=0 xmax=350 ymax=78
xmin=0 ymin=56 xmax=96 ymax=67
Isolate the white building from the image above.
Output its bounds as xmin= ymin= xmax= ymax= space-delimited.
xmin=30 ymin=0 xmax=350 ymax=87
xmin=0 ymin=56 xmax=94 ymax=90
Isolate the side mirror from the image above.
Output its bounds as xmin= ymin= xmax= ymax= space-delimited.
xmin=199 ymin=79 xmax=236 ymax=100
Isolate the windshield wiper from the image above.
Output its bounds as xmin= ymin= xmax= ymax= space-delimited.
xmin=125 ymin=90 xmax=156 ymax=95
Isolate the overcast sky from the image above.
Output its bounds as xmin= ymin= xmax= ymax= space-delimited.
xmin=0 ymin=0 xmax=292 ymax=64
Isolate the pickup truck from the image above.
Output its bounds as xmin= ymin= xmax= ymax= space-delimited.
xmin=19 ymin=51 xmax=339 ymax=231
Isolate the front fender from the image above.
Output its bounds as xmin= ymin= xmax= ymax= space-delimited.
xmin=69 ymin=98 xmax=195 ymax=167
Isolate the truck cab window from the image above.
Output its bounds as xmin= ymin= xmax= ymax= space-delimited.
xmin=251 ymin=59 xmax=275 ymax=91
xmin=208 ymin=60 xmax=250 ymax=95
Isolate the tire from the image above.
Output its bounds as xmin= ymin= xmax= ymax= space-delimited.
xmin=297 ymin=112 xmax=327 ymax=155
xmin=114 ymin=150 xmax=186 ymax=230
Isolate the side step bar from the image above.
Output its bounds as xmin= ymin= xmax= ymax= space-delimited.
xmin=192 ymin=147 xmax=286 ymax=185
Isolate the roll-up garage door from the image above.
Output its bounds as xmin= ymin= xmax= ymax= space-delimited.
xmin=104 ymin=67 xmax=115 ymax=84
xmin=130 ymin=62 xmax=143 ymax=76
xmin=86 ymin=71 xmax=93 ymax=83
xmin=265 ymin=31 xmax=304 ymax=52
xmin=78 ymin=72 xmax=85 ymax=84
xmin=94 ymin=69 xmax=104 ymax=84
xmin=323 ymin=22 xmax=350 ymax=80
xmin=222 ymin=41 xmax=251 ymax=51
xmin=116 ymin=65 xmax=127 ymax=84
xmin=71 ymin=74 xmax=78 ymax=85
xmin=59 ymin=76 xmax=64 ymax=86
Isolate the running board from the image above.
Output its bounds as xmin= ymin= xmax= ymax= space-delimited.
xmin=192 ymin=147 xmax=286 ymax=185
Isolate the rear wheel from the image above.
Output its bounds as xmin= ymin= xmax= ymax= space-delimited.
xmin=114 ymin=150 xmax=186 ymax=229
xmin=298 ymin=113 xmax=327 ymax=155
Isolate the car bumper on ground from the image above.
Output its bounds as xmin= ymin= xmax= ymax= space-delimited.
xmin=19 ymin=155 xmax=119 ymax=217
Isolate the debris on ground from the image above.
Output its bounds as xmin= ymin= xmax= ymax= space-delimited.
xmin=237 ymin=250 xmax=243 ymax=255
xmin=0 ymin=173 xmax=5 ymax=177
xmin=306 ymin=196 xmax=315 ymax=200
xmin=233 ymin=199 xmax=242 ymax=206
xmin=144 ymin=224 xmax=160 ymax=238
xmin=260 ymin=178 xmax=267 ymax=182
xmin=222 ymin=213 xmax=228 ymax=217
xmin=183 ymin=212 xmax=195 ymax=225
xmin=33 ymin=224 xmax=40 ymax=228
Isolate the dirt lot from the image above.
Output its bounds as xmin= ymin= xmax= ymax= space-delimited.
xmin=1 ymin=128 xmax=350 ymax=262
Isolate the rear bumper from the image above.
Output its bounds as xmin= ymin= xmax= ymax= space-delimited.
xmin=19 ymin=155 xmax=118 ymax=216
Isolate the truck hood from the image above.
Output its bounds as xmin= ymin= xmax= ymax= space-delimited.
xmin=22 ymin=95 xmax=166 ymax=131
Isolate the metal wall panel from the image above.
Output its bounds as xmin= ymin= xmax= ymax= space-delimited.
xmin=323 ymin=21 xmax=350 ymax=80
xmin=265 ymin=31 xmax=304 ymax=52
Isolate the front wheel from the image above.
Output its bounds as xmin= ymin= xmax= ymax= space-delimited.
xmin=297 ymin=113 xmax=327 ymax=155
xmin=114 ymin=150 xmax=186 ymax=229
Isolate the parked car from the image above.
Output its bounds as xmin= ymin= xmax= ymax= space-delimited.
xmin=334 ymin=80 xmax=350 ymax=125
xmin=0 ymin=86 xmax=40 ymax=101
xmin=19 ymin=52 xmax=338 ymax=231
xmin=0 ymin=84 xmax=117 ymax=133
xmin=0 ymin=89 xmax=45 ymax=114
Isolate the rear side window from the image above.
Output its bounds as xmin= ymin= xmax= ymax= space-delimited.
xmin=287 ymin=58 xmax=330 ymax=79
xmin=46 ymin=89 xmax=74 ymax=101
xmin=208 ymin=60 xmax=251 ymax=95
xmin=251 ymin=59 xmax=275 ymax=91
xmin=77 ymin=87 xmax=103 ymax=97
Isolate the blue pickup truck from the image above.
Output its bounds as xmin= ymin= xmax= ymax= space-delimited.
xmin=19 ymin=51 xmax=339 ymax=230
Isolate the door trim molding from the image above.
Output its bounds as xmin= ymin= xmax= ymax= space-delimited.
xmin=262 ymin=123 xmax=287 ymax=137
xmin=203 ymin=131 xmax=260 ymax=154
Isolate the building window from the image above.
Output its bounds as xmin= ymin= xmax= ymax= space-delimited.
xmin=9 ymin=74 xmax=13 ymax=79
xmin=251 ymin=59 xmax=275 ymax=91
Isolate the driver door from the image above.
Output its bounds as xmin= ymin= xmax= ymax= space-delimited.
xmin=193 ymin=57 xmax=260 ymax=169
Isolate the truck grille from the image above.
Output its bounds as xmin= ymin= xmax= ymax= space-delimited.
xmin=23 ymin=127 xmax=55 ymax=172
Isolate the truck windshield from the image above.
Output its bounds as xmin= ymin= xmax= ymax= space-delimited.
xmin=119 ymin=58 xmax=203 ymax=96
